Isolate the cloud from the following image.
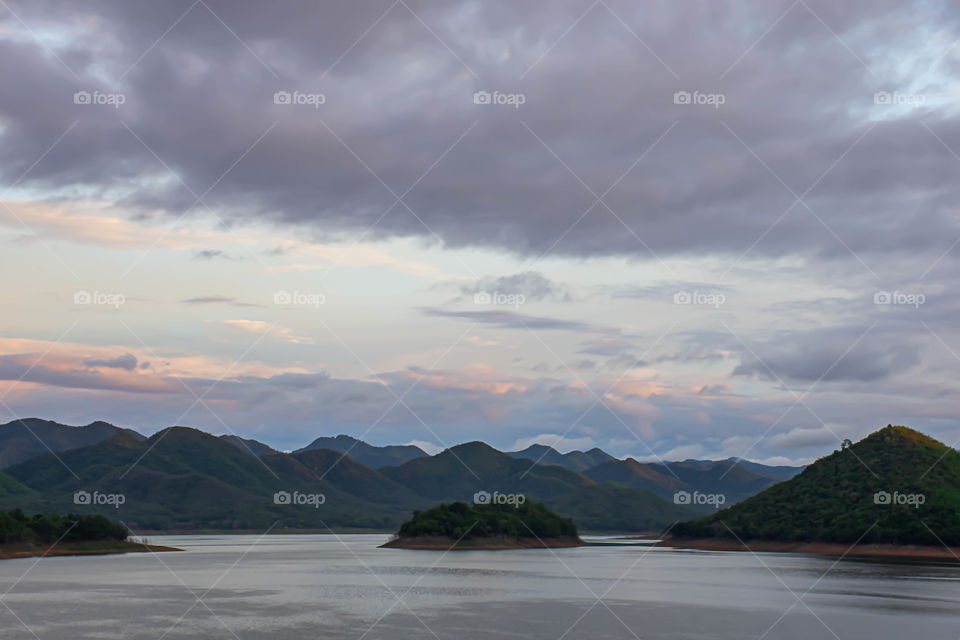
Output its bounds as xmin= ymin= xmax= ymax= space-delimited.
xmin=404 ymin=440 xmax=444 ymax=455
xmin=181 ymin=296 xmax=264 ymax=308
xmin=182 ymin=296 xmax=235 ymax=304
xmin=2 ymin=0 xmax=958 ymax=267
xmin=460 ymin=271 xmax=572 ymax=302
xmin=422 ymin=308 xmax=620 ymax=334
xmin=82 ymin=353 xmax=138 ymax=371
xmin=221 ymin=320 xmax=313 ymax=345
xmin=193 ymin=249 xmax=236 ymax=260
xmin=510 ymin=433 xmax=598 ymax=454
xmin=732 ymin=329 xmax=921 ymax=383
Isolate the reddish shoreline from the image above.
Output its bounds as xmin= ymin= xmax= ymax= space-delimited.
xmin=0 ymin=541 xmax=181 ymax=560
xmin=654 ymin=538 xmax=960 ymax=561
xmin=381 ymin=535 xmax=585 ymax=550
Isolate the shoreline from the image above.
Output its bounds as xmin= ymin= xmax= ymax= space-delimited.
xmin=0 ymin=541 xmax=181 ymax=560
xmin=381 ymin=535 xmax=585 ymax=550
xmin=654 ymin=538 xmax=960 ymax=561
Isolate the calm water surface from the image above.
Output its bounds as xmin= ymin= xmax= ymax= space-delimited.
xmin=1 ymin=534 xmax=958 ymax=639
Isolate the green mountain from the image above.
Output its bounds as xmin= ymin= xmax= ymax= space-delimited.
xmin=382 ymin=442 xmax=698 ymax=530
xmin=0 ymin=418 xmax=144 ymax=467
xmin=0 ymin=421 xmax=791 ymax=533
xmin=507 ymin=444 xmax=615 ymax=472
xmin=1 ymin=427 xmax=427 ymax=531
xmin=673 ymin=426 xmax=960 ymax=545
xmin=296 ymin=434 xmax=426 ymax=468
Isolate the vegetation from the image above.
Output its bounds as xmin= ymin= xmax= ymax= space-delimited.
xmin=0 ymin=420 xmax=795 ymax=533
xmin=396 ymin=501 xmax=579 ymax=541
xmin=0 ymin=508 xmax=127 ymax=545
xmin=673 ymin=426 xmax=960 ymax=545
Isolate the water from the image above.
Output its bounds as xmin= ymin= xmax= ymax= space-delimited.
xmin=1 ymin=534 xmax=958 ymax=639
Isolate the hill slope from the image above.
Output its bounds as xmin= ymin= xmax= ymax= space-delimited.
xmin=673 ymin=426 xmax=960 ymax=545
xmin=220 ymin=435 xmax=279 ymax=457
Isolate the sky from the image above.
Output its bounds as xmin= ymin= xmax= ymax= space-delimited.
xmin=1 ymin=0 xmax=959 ymax=465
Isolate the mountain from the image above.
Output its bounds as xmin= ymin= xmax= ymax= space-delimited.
xmin=0 ymin=419 xmax=794 ymax=533
xmin=507 ymin=444 xmax=615 ymax=472
xmin=296 ymin=435 xmax=427 ymax=469
xmin=673 ymin=426 xmax=960 ymax=545
xmin=220 ymin=435 xmax=279 ymax=457
xmin=1 ymin=427 xmax=428 ymax=531
xmin=583 ymin=457 xmax=802 ymax=509
xmin=382 ymin=442 xmax=698 ymax=531
xmin=0 ymin=418 xmax=144 ymax=468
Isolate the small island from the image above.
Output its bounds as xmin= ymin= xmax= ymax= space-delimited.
xmin=0 ymin=508 xmax=179 ymax=559
xmin=381 ymin=500 xmax=584 ymax=549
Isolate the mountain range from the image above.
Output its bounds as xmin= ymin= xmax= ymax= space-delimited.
xmin=0 ymin=418 xmax=803 ymax=532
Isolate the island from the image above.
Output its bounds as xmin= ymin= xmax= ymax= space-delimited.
xmin=381 ymin=500 xmax=584 ymax=549
xmin=0 ymin=508 xmax=179 ymax=559
xmin=664 ymin=425 xmax=960 ymax=560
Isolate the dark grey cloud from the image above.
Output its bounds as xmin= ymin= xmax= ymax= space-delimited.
xmin=578 ymin=337 xmax=635 ymax=356
xmin=2 ymin=0 xmax=960 ymax=269
xmin=422 ymin=307 xmax=620 ymax=334
xmin=182 ymin=296 xmax=235 ymax=304
xmin=81 ymin=353 xmax=138 ymax=371
xmin=180 ymin=296 xmax=264 ymax=307
xmin=732 ymin=328 xmax=921 ymax=383
xmin=460 ymin=271 xmax=572 ymax=302
xmin=193 ymin=249 xmax=237 ymax=261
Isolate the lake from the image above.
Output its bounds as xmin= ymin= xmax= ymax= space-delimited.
xmin=1 ymin=534 xmax=958 ymax=639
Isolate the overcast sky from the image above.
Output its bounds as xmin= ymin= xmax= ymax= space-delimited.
xmin=1 ymin=0 xmax=959 ymax=464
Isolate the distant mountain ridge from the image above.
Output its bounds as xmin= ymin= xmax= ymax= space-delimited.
xmin=296 ymin=434 xmax=427 ymax=469
xmin=507 ymin=444 xmax=615 ymax=472
xmin=0 ymin=418 xmax=144 ymax=468
xmin=0 ymin=418 xmax=805 ymax=532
